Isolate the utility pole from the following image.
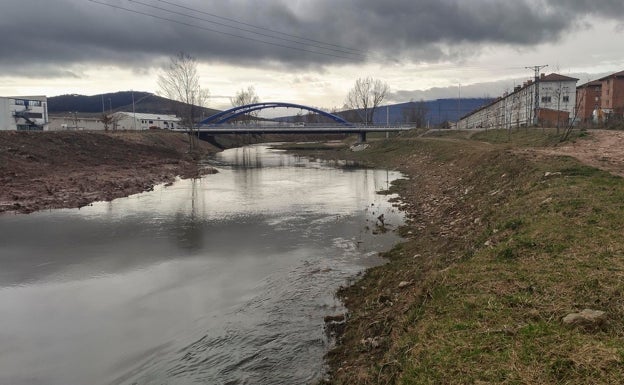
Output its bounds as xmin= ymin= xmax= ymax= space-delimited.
xmin=458 ymin=83 xmax=461 ymax=122
xmin=132 ymin=91 xmax=137 ymax=131
xmin=526 ymin=65 xmax=548 ymax=126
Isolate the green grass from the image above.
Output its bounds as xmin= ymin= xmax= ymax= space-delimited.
xmin=322 ymin=129 xmax=624 ymax=384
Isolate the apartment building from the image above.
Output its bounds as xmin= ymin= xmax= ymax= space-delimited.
xmin=458 ymin=73 xmax=578 ymax=130
xmin=599 ymin=70 xmax=624 ymax=117
xmin=575 ymin=80 xmax=602 ymax=123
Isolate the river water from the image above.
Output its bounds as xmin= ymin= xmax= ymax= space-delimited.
xmin=0 ymin=144 xmax=404 ymax=385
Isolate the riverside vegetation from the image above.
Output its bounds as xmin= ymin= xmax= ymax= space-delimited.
xmin=284 ymin=129 xmax=624 ymax=384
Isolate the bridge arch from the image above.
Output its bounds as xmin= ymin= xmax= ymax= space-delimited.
xmin=199 ymin=102 xmax=352 ymax=126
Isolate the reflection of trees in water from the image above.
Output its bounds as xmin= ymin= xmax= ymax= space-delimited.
xmin=172 ymin=178 xmax=204 ymax=251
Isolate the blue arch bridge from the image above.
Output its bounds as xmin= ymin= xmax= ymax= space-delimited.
xmin=197 ymin=102 xmax=413 ymax=142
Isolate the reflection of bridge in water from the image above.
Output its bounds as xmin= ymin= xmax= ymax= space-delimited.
xmin=198 ymin=102 xmax=414 ymax=142
xmin=197 ymin=123 xmax=413 ymax=142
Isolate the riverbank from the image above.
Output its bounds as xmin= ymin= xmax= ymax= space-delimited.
xmin=0 ymin=130 xmax=219 ymax=214
xmin=284 ymin=129 xmax=624 ymax=384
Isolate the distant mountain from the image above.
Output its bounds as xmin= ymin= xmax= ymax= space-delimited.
xmin=48 ymin=91 xmax=220 ymax=118
xmin=373 ymin=98 xmax=494 ymax=125
xmin=274 ymin=98 xmax=494 ymax=126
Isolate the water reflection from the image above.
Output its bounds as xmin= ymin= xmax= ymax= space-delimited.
xmin=0 ymin=144 xmax=404 ymax=385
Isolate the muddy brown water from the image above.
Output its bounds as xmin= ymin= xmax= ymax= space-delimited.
xmin=0 ymin=144 xmax=404 ymax=385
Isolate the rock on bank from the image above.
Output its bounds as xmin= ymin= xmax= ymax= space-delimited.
xmin=0 ymin=130 xmax=219 ymax=214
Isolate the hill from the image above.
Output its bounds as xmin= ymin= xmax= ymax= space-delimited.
xmin=274 ymin=98 xmax=493 ymax=126
xmin=374 ymin=98 xmax=493 ymax=125
xmin=48 ymin=92 xmax=220 ymax=118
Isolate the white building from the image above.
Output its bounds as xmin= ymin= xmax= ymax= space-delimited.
xmin=113 ymin=112 xmax=182 ymax=130
xmin=48 ymin=115 xmax=106 ymax=131
xmin=0 ymin=96 xmax=49 ymax=130
xmin=458 ymin=73 xmax=578 ymax=130
xmin=49 ymin=112 xmax=183 ymax=131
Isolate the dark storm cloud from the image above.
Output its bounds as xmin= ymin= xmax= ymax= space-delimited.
xmin=0 ymin=0 xmax=622 ymax=75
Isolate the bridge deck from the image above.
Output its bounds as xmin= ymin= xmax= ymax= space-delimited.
xmin=196 ymin=125 xmax=413 ymax=134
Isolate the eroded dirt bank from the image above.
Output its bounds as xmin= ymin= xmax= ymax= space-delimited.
xmin=0 ymin=130 xmax=218 ymax=214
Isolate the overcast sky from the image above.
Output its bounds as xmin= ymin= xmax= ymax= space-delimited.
xmin=1 ymin=0 xmax=623 ymax=111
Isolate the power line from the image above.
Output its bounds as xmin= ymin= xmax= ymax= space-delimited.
xmin=525 ymin=64 xmax=548 ymax=126
xmin=88 ymin=0 xmax=363 ymax=61
xmin=150 ymin=0 xmax=365 ymax=55
xmin=127 ymin=0 xmax=364 ymax=58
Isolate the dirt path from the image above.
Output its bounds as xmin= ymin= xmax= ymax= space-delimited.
xmin=535 ymin=129 xmax=624 ymax=177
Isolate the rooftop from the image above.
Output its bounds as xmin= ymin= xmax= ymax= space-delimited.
xmin=577 ymin=80 xmax=603 ymax=89
xmin=540 ymin=73 xmax=579 ymax=82
xmin=599 ymin=70 xmax=624 ymax=80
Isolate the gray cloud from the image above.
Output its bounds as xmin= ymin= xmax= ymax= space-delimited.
xmin=389 ymin=71 xmax=614 ymax=102
xmin=1 ymin=0 xmax=622 ymax=74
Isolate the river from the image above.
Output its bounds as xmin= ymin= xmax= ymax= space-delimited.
xmin=0 ymin=144 xmax=404 ymax=385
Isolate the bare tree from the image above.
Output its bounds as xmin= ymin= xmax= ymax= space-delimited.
xmin=99 ymin=113 xmax=120 ymax=131
xmin=230 ymin=86 xmax=260 ymax=124
xmin=345 ymin=77 xmax=389 ymax=124
xmin=157 ymin=52 xmax=209 ymax=150
xmin=402 ymin=99 xmax=428 ymax=127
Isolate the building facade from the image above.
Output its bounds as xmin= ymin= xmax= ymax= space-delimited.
xmin=599 ymin=70 xmax=624 ymax=117
xmin=48 ymin=112 xmax=182 ymax=131
xmin=49 ymin=115 xmax=106 ymax=131
xmin=113 ymin=112 xmax=181 ymax=130
xmin=0 ymin=96 xmax=49 ymax=130
xmin=575 ymin=80 xmax=602 ymax=123
xmin=458 ymin=73 xmax=578 ymax=130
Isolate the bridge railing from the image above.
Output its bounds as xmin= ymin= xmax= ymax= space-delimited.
xmin=198 ymin=122 xmax=416 ymax=129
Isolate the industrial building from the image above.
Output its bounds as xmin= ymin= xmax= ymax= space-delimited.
xmin=457 ymin=73 xmax=578 ymax=130
xmin=47 ymin=112 xmax=182 ymax=131
xmin=113 ymin=112 xmax=181 ymax=130
xmin=0 ymin=96 xmax=49 ymax=130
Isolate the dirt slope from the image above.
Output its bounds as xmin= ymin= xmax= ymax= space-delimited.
xmin=0 ymin=130 xmax=218 ymax=214
xmin=536 ymin=129 xmax=624 ymax=177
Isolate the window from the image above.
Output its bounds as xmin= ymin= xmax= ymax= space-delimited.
xmin=148 ymin=120 xmax=153 ymax=124
xmin=13 ymin=99 xmax=41 ymax=107
xmin=541 ymin=96 xmax=552 ymax=103
xmin=562 ymin=96 xmax=569 ymax=103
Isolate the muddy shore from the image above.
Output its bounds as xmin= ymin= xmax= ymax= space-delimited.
xmin=0 ymin=130 xmax=219 ymax=214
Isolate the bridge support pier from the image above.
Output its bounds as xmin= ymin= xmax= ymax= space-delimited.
xmin=358 ymin=131 xmax=367 ymax=143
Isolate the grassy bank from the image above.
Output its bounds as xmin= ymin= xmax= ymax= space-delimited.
xmin=287 ymin=130 xmax=624 ymax=384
